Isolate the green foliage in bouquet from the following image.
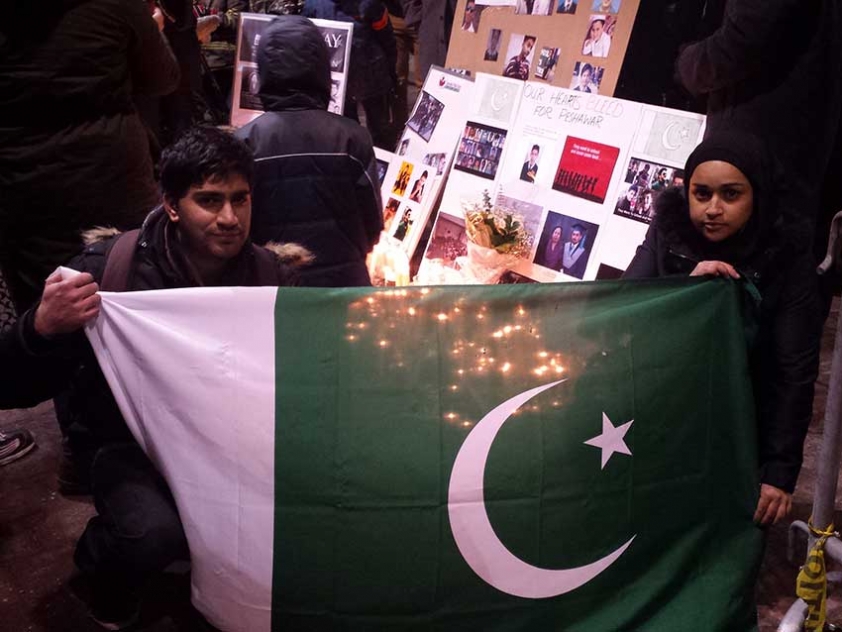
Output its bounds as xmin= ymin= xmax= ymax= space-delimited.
xmin=463 ymin=190 xmax=531 ymax=257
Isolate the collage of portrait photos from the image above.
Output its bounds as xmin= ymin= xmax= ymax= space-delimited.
xmin=385 ymin=160 xmax=431 ymax=243
xmin=613 ymin=156 xmax=684 ymax=224
xmin=454 ymin=122 xmax=508 ymax=180
xmin=450 ymin=0 xmax=631 ymax=114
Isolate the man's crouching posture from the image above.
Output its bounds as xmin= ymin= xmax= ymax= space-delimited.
xmin=0 ymin=127 xmax=306 ymax=629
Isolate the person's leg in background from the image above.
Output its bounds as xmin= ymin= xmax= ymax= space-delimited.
xmin=390 ymin=12 xmax=420 ymax=140
xmin=360 ymin=92 xmax=396 ymax=150
xmin=0 ymin=236 xmax=37 ymax=467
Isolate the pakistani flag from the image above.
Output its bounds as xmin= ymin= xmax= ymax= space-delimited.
xmin=84 ymin=278 xmax=763 ymax=632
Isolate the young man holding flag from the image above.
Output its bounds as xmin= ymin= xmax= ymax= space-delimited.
xmin=0 ymin=127 xmax=305 ymax=630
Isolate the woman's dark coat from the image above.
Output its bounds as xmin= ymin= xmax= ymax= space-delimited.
xmin=625 ymin=186 xmax=823 ymax=493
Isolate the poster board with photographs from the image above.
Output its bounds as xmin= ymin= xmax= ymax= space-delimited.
xmin=445 ymin=0 xmax=640 ymax=97
xmin=378 ymin=68 xmax=477 ymax=259
xmin=436 ymin=74 xmax=525 ymax=221
xmin=230 ymin=14 xmax=352 ymax=128
xmin=417 ymin=77 xmax=705 ymax=285
xmin=596 ymin=105 xmax=706 ymax=275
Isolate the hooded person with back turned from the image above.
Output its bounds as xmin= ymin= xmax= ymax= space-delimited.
xmin=236 ymin=16 xmax=383 ymax=287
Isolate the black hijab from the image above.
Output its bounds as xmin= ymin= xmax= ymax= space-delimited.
xmin=680 ymin=129 xmax=789 ymax=271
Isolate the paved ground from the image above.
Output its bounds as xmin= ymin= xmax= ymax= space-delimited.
xmin=2 ymin=300 xmax=841 ymax=631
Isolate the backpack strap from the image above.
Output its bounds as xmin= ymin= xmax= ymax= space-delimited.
xmin=100 ymin=229 xmax=141 ymax=293
xmin=251 ymin=244 xmax=283 ymax=286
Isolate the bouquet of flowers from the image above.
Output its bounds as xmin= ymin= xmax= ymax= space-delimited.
xmin=460 ymin=190 xmax=531 ymax=283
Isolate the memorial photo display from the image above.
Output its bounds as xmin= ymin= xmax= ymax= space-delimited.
xmin=454 ymin=122 xmax=508 ymax=180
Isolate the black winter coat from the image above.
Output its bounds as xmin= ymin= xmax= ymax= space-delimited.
xmin=235 ymin=16 xmax=383 ymax=287
xmin=0 ymin=0 xmax=180 ymax=307
xmin=677 ymin=0 xmax=842 ymax=230
xmin=0 ymin=209 xmax=295 ymax=463
xmin=302 ymin=0 xmax=397 ymax=101
xmin=624 ymin=188 xmax=824 ymax=493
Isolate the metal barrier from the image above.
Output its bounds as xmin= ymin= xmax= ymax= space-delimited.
xmin=778 ymin=210 xmax=842 ymax=632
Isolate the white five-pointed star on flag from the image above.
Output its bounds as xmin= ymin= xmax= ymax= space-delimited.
xmin=584 ymin=413 xmax=634 ymax=469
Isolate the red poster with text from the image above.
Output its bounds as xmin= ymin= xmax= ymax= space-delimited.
xmin=552 ymin=136 xmax=620 ymax=204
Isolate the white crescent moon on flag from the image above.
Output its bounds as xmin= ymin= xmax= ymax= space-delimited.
xmin=448 ymin=380 xmax=636 ymax=599
xmin=661 ymin=121 xmax=682 ymax=151
xmin=491 ymin=87 xmax=510 ymax=112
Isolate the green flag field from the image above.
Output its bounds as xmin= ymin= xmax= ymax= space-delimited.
xmin=84 ymin=278 xmax=763 ymax=631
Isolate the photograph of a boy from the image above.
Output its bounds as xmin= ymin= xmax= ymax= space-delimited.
xmin=520 ymin=144 xmax=540 ymax=183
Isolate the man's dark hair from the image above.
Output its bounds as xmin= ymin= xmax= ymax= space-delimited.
xmin=159 ymin=127 xmax=254 ymax=202
xmin=571 ymin=223 xmax=586 ymax=234
xmin=524 ymin=35 xmax=536 ymax=44
xmin=531 ymin=144 xmax=540 ymax=152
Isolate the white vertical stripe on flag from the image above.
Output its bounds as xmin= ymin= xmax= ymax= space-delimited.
xmin=84 ymin=283 xmax=279 ymax=632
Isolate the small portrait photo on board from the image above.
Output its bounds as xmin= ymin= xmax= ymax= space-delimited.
xmin=613 ymin=184 xmax=657 ymax=223
xmin=533 ymin=219 xmax=566 ymax=272
xmin=454 ymin=122 xmax=508 ymax=180
xmin=407 ymin=169 xmax=429 ymax=204
xmin=582 ymin=14 xmax=615 ymax=58
xmin=460 ymin=0 xmax=485 ymax=32
xmin=383 ymin=197 xmax=401 ymax=233
xmin=392 ymin=205 xmax=414 ymax=242
xmin=534 ymin=47 xmax=561 ymax=82
xmin=615 ymin=157 xmax=684 ymax=224
xmin=591 ymin=0 xmax=621 ymax=13
xmin=518 ymin=142 xmax=542 ymax=184
xmin=424 ymin=214 xmax=468 ymax=268
xmin=502 ymin=34 xmax=537 ymax=81
xmin=484 ymin=29 xmax=503 ymax=62
xmin=624 ymin=156 xmax=683 ymax=190
xmin=516 ymin=0 xmax=554 ymax=16
xmin=406 ymin=91 xmax=445 ymax=142
xmin=392 ymin=161 xmax=414 ymax=197
xmin=397 ymin=137 xmax=410 ymax=156
xmin=557 ymin=0 xmax=578 ymax=13
xmin=328 ymin=79 xmax=342 ymax=114
xmin=422 ymin=152 xmax=448 ymax=176
xmin=376 ymin=158 xmax=389 ymax=185
xmin=238 ymin=66 xmax=262 ymax=111
xmin=569 ymin=61 xmax=603 ymax=93
xmin=539 ymin=212 xmax=599 ymax=279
